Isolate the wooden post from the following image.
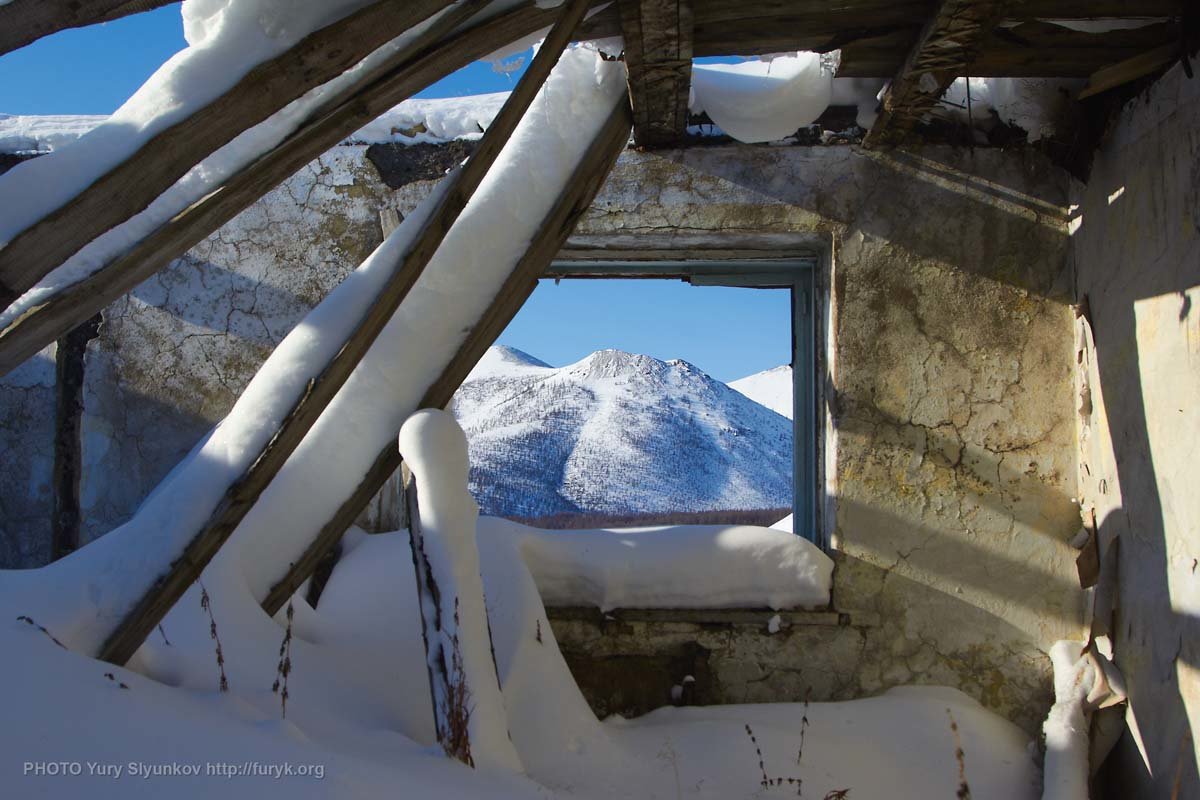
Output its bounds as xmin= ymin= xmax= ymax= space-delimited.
xmin=618 ymin=0 xmax=693 ymax=148
xmin=95 ymin=0 xmax=594 ymax=667
xmin=51 ymin=313 xmax=101 ymax=561
xmin=260 ymin=95 xmax=633 ymax=616
xmin=0 ymin=0 xmax=455 ymax=306
xmin=0 ymin=0 xmax=566 ymax=379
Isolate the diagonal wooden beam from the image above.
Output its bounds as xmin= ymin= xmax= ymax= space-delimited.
xmin=617 ymin=0 xmax=693 ymax=148
xmin=0 ymin=0 xmax=177 ymax=57
xmin=261 ymin=95 xmax=633 ymax=617
xmin=96 ymin=0 xmax=595 ymax=666
xmin=0 ymin=1 xmax=568 ymax=379
xmin=863 ymin=0 xmax=1013 ymax=148
xmin=0 ymin=0 xmax=456 ymax=310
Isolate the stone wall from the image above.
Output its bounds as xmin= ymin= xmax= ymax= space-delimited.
xmin=1070 ymin=62 xmax=1200 ymax=798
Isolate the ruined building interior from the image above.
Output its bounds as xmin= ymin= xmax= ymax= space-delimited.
xmin=0 ymin=1 xmax=1197 ymax=799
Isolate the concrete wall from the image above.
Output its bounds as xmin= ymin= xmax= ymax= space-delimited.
xmin=1070 ymin=62 xmax=1200 ymax=798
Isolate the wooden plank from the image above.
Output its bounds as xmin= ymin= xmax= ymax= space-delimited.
xmin=261 ymin=95 xmax=633 ymax=617
xmin=618 ymin=0 xmax=693 ymax=147
xmin=0 ymin=0 xmax=454 ymax=309
xmin=0 ymin=0 xmax=176 ymax=57
xmin=0 ymin=1 xmax=565 ymax=379
xmin=96 ymin=0 xmax=594 ymax=666
xmin=578 ymin=0 xmax=1183 ymax=70
xmin=1078 ymin=41 xmax=1180 ymax=98
xmin=864 ymin=0 xmax=1013 ymax=148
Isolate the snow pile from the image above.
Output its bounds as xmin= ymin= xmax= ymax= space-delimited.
xmin=690 ymin=53 xmax=832 ymax=143
xmin=0 ymin=113 xmax=108 ymax=153
xmin=350 ymin=92 xmax=509 ymax=145
xmin=398 ymin=410 xmax=521 ymax=771
xmin=516 ymin=522 xmax=832 ymax=610
xmin=1041 ymin=641 xmax=1095 ymax=800
xmin=936 ymin=78 xmax=1084 ymax=142
xmin=729 ymin=363 xmax=793 ymax=419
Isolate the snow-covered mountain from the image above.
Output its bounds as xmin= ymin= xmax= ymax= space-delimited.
xmin=450 ymin=347 xmax=793 ymax=519
xmin=729 ymin=364 xmax=793 ymax=419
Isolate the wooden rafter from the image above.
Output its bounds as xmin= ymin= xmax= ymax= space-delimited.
xmin=577 ymin=0 xmax=1183 ymax=74
xmin=0 ymin=0 xmax=456 ymax=310
xmin=261 ymin=95 xmax=633 ymax=617
xmin=618 ymin=0 xmax=693 ymax=148
xmin=863 ymin=0 xmax=1013 ymax=148
xmin=0 ymin=0 xmax=176 ymax=57
xmin=96 ymin=0 xmax=594 ymax=666
xmin=0 ymin=1 xmax=572 ymax=379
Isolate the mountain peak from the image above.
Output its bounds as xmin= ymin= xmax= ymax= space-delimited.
xmin=467 ymin=345 xmax=553 ymax=381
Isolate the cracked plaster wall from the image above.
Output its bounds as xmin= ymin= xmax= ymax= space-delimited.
xmin=543 ymin=143 xmax=1086 ymax=734
xmin=0 ymin=146 xmax=399 ymax=562
xmin=0 ymin=136 xmax=1085 ymax=737
xmin=1070 ymin=62 xmax=1200 ymax=799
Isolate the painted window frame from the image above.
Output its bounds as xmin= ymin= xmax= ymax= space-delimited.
xmin=543 ymin=257 xmax=823 ymax=549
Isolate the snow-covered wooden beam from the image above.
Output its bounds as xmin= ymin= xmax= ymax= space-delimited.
xmin=0 ymin=0 xmax=455 ymax=311
xmin=0 ymin=0 xmax=176 ymax=57
xmin=96 ymin=0 xmax=595 ymax=667
xmin=0 ymin=0 xmax=567 ymax=379
xmin=618 ymin=0 xmax=693 ymax=148
xmin=261 ymin=94 xmax=633 ymax=617
xmin=863 ymin=0 xmax=1012 ymax=148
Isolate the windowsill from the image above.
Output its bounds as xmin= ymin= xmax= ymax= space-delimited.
xmin=545 ymin=606 xmax=880 ymax=628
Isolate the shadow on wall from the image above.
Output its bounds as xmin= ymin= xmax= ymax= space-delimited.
xmin=641 ymin=144 xmax=1072 ymax=299
xmin=1083 ymin=253 xmax=1200 ymax=795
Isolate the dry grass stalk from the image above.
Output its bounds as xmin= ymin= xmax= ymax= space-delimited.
xmin=946 ymin=709 xmax=972 ymax=800
xmin=103 ymin=671 xmax=130 ymax=689
xmin=272 ymin=600 xmax=295 ymax=718
xmin=197 ymin=580 xmax=228 ymax=692
xmin=797 ymin=686 xmax=812 ymax=765
xmin=16 ymin=614 xmax=66 ymax=649
xmin=743 ymin=723 xmax=804 ymax=795
xmin=443 ymin=598 xmax=475 ymax=767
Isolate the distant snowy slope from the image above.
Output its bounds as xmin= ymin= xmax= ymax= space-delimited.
xmin=729 ymin=364 xmax=793 ymax=419
xmin=451 ymin=347 xmax=793 ymax=519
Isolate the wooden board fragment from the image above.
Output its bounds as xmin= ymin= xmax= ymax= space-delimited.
xmin=0 ymin=0 xmax=176 ymax=57
xmin=864 ymin=0 xmax=1012 ymax=148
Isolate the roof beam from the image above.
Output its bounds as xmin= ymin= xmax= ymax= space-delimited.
xmin=261 ymin=96 xmax=633 ymax=617
xmin=0 ymin=0 xmax=456 ymax=311
xmin=864 ymin=0 xmax=1013 ymax=148
xmin=618 ymin=0 xmax=693 ymax=148
xmin=96 ymin=0 xmax=595 ymax=667
xmin=0 ymin=1 xmax=567 ymax=379
xmin=0 ymin=0 xmax=176 ymax=57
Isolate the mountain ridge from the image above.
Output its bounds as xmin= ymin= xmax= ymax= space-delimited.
xmin=451 ymin=347 xmax=793 ymax=518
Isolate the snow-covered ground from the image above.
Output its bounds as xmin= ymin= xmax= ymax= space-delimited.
xmin=729 ymin=364 xmax=793 ymax=420
xmin=452 ymin=347 xmax=794 ymax=518
xmin=3 ymin=513 xmax=1041 ymax=800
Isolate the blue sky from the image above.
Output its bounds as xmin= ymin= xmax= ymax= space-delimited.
xmin=0 ymin=4 xmax=788 ymax=382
